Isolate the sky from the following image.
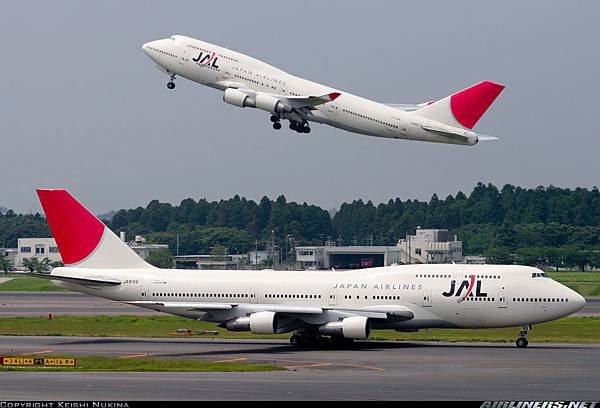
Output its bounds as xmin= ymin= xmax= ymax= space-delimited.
xmin=1 ymin=1 xmax=599 ymax=214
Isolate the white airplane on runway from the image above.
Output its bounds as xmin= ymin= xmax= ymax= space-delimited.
xmin=34 ymin=189 xmax=585 ymax=348
xmin=142 ymin=35 xmax=505 ymax=146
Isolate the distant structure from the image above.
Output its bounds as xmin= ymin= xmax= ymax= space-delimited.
xmin=397 ymin=228 xmax=462 ymax=264
xmin=295 ymin=228 xmax=463 ymax=270
xmin=17 ymin=238 xmax=62 ymax=267
xmin=1 ymin=248 xmax=18 ymax=267
xmin=174 ymin=254 xmax=240 ymax=270
xmin=120 ymin=232 xmax=168 ymax=261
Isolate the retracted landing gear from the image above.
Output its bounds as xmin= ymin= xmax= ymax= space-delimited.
xmin=167 ymin=73 xmax=176 ymax=89
xmin=516 ymin=324 xmax=531 ymax=348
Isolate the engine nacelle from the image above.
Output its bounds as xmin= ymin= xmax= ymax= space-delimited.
xmin=222 ymin=88 xmax=291 ymax=114
xmin=249 ymin=311 xmax=278 ymax=334
xmin=318 ymin=316 xmax=371 ymax=339
xmin=225 ymin=317 xmax=251 ymax=331
xmin=223 ymin=88 xmax=253 ymax=108
xmin=254 ymin=93 xmax=292 ymax=114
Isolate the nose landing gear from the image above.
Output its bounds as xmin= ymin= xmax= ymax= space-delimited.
xmin=516 ymin=324 xmax=531 ymax=348
xmin=167 ymin=73 xmax=176 ymax=89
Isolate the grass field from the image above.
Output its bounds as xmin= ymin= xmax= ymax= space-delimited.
xmin=0 ymin=315 xmax=598 ymax=343
xmin=2 ymin=355 xmax=282 ymax=372
xmin=0 ymin=276 xmax=67 ymax=292
xmin=547 ymin=271 xmax=600 ymax=297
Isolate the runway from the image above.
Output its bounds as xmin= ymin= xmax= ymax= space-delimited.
xmin=1 ymin=291 xmax=599 ymax=317
xmin=0 ymin=336 xmax=599 ymax=400
xmin=0 ymin=292 xmax=164 ymax=316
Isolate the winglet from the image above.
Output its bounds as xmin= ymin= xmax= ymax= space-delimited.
xmin=328 ymin=92 xmax=341 ymax=101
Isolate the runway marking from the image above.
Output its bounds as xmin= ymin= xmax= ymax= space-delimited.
xmin=284 ymin=362 xmax=333 ymax=369
xmin=20 ymin=349 xmax=54 ymax=356
xmin=119 ymin=353 xmax=154 ymax=359
xmin=335 ymin=363 xmax=385 ymax=372
xmin=212 ymin=357 xmax=249 ymax=363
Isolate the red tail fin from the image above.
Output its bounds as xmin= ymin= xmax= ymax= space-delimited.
xmin=414 ymin=81 xmax=505 ymax=130
xmin=450 ymin=81 xmax=505 ymax=129
xmin=37 ymin=189 xmax=151 ymax=269
xmin=37 ymin=189 xmax=104 ymax=265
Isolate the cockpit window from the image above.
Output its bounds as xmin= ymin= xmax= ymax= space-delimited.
xmin=531 ymin=272 xmax=550 ymax=278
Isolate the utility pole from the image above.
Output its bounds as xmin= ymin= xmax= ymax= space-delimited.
xmin=176 ymin=234 xmax=179 ymax=256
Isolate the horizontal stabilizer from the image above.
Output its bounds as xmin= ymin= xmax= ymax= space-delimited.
xmin=477 ymin=135 xmax=499 ymax=141
xmin=30 ymin=273 xmax=121 ymax=286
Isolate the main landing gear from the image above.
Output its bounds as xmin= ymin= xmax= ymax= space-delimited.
xmin=270 ymin=115 xmax=282 ymax=130
xmin=289 ymin=330 xmax=354 ymax=348
xmin=516 ymin=324 xmax=531 ymax=348
xmin=269 ymin=116 xmax=310 ymax=133
xmin=289 ymin=120 xmax=311 ymax=134
xmin=167 ymin=73 xmax=176 ymax=89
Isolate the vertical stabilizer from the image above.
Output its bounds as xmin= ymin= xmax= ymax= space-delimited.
xmin=37 ymin=189 xmax=153 ymax=269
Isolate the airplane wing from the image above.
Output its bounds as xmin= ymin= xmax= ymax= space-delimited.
xmin=28 ymin=273 xmax=121 ymax=286
xmin=282 ymin=92 xmax=341 ymax=109
xmin=128 ymin=301 xmax=413 ymax=321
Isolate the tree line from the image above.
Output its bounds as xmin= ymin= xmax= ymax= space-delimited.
xmin=2 ymin=183 xmax=600 ymax=269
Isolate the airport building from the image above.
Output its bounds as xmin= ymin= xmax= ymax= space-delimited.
xmin=121 ymin=233 xmax=169 ymax=261
xmin=295 ymin=228 xmax=463 ymax=270
xmin=17 ymin=238 xmax=62 ymax=266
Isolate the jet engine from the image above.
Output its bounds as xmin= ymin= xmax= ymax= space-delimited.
xmin=318 ymin=316 xmax=371 ymax=339
xmin=223 ymin=88 xmax=291 ymax=114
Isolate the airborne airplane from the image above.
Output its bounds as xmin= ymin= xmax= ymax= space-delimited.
xmin=142 ymin=35 xmax=505 ymax=146
xmin=35 ymin=189 xmax=585 ymax=348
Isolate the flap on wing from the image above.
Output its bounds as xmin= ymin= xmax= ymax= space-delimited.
xmin=128 ymin=301 xmax=233 ymax=310
xmin=31 ymin=273 xmax=121 ymax=286
xmin=284 ymin=92 xmax=341 ymax=108
xmin=331 ymin=305 xmax=414 ymax=320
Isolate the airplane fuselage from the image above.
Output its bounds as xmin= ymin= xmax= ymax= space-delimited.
xmin=54 ymin=263 xmax=584 ymax=330
xmin=142 ymin=35 xmax=481 ymax=145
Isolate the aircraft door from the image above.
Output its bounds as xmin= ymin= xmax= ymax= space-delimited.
xmin=422 ymin=290 xmax=432 ymax=307
xmin=328 ymin=288 xmax=338 ymax=306
xmin=498 ymin=289 xmax=508 ymax=308
xmin=139 ymin=287 xmax=149 ymax=301
xmin=179 ymin=49 xmax=186 ymax=65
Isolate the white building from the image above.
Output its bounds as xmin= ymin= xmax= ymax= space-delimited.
xmin=124 ymin=234 xmax=169 ymax=260
xmin=17 ymin=238 xmax=62 ymax=266
xmin=295 ymin=228 xmax=463 ymax=270
xmin=397 ymin=228 xmax=462 ymax=264
xmin=1 ymin=248 xmax=18 ymax=268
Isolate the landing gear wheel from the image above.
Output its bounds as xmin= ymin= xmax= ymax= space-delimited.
xmin=289 ymin=121 xmax=298 ymax=130
xmin=167 ymin=82 xmax=175 ymax=89
xmin=303 ymin=126 xmax=311 ymax=134
xmin=273 ymin=122 xmax=282 ymax=130
xmin=516 ymin=337 xmax=528 ymax=348
xmin=270 ymin=115 xmax=278 ymax=123
xmin=515 ymin=324 xmax=531 ymax=348
xmin=290 ymin=333 xmax=302 ymax=346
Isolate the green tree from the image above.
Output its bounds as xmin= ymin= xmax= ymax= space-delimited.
xmin=22 ymin=257 xmax=40 ymax=272
xmin=0 ymin=257 xmax=12 ymax=274
xmin=146 ymin=248 xmax=173 ymax=269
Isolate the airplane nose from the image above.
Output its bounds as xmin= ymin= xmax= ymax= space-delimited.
xmin=572 ymin=292 xmax=586 ymax=312
xmin=142 ymin=42 xmax=150 ymax=55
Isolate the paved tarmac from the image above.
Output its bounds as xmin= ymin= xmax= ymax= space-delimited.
xmin=0 ymin=292 xmax=164 ymax=316
xmin=1 ymin=292 xmax=599 ymax=317
xmin=0 ymin=336 xmax=599 ymax=400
